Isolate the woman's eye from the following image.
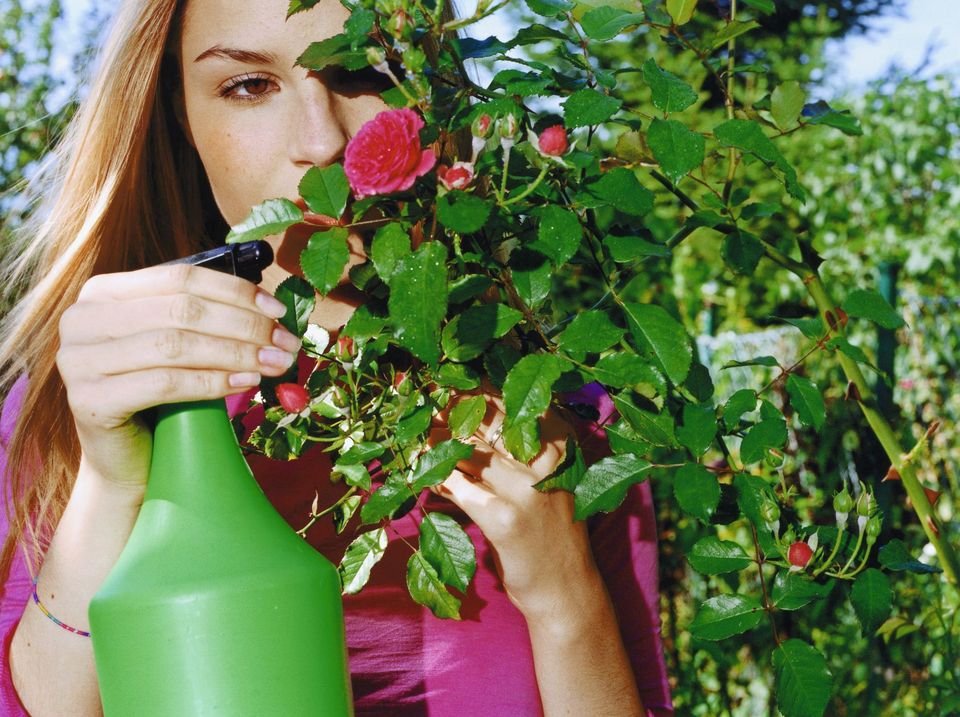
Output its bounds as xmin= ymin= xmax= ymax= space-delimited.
xmin=219 ymin=75 xmax=277 ymax=101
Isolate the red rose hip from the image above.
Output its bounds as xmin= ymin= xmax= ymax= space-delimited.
xmin=276 ymin=383 xmax=310 ymax=414
xmin=788 ymin=541 xmax=814 ymax=568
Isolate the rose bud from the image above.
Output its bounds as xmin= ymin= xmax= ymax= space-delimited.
xmin=336 ymin=335 xmax=355 ymax=360
xmin=497 ymin=113 xmax=519 ymax=140
xmin=387 ymin=10 xmax=412 ymax=40
xmin=788 ymin=541 xmax=814 ymax=569
xmin=535 ymin=124 xmax=568 ymax=157
xmin=366 ymin=47 xmax=389 ymax=75
xmin=276 ymin=383 xmax=310 ymax=414
xmin=437 ymin=161 xmax=475 ymax=191
xmin=471 ymin=113 xmax=493 ymax=139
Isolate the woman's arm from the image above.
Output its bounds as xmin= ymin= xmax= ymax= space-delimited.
xmin=9 ymin=458 xmax=144 ymax=717
xmin=428 ymin=388 xmax=646 ymax=715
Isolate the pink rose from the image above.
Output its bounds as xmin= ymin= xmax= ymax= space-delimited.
xmin=437 ymin=161 xmax=475 ymax=190
xmin=344 ymin=108 xmax=437 ymax=200
xmin=535 ymin=125 xmax=569 ymax=157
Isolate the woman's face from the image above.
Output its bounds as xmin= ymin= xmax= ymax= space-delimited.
xmin=179 ymin=0 xmax=387 ymax=319
xmin=180 ymin=0 xmax=386 ymax=224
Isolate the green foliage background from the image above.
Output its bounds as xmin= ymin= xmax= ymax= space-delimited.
xmin=2 ymin=1 xmax=958 ymax=715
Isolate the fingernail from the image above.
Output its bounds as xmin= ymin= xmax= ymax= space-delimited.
xmin=229 ymin=372 xmax=261 ymax=388
xmin=272 ymin=327 xmax=302 ymax=353
xmin=259 ymin=347 xmax=295 ymax=368
xmin=255 ymin=291 xmax=287 ymax=319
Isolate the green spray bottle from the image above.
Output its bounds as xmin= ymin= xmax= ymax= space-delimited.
xmin=88 ymin=241 xmax=353 ymax=715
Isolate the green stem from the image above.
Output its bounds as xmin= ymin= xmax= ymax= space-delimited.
xmin=838 ymin=523 xmax=866 ymax=575
xmin=812 ymin=524 xmax=846 ymax=577
xmin=502 ymin=165 xmax=550 ymax=207
xmin=763 ymin=244 xmax=960 ymax=587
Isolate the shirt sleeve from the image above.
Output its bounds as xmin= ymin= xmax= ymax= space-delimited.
xmin=0 ymin=374 xmax=34 ymax=717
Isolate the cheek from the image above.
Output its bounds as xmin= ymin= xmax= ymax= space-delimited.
xmin=192 ymin=117 xmax=285 ymax=226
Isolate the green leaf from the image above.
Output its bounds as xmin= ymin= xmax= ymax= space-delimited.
xmin=226 ymin=198 xmax=304 ymax=244
xmin=483 ymin=343 xmax=521 ymax=388
xmin=709 ymin=19 xmax=760 ymax=50
xmin=298 ymin=164 xmax=350 ymax=218
xmin=773 ymin=639 xmax=833 ymax=717
xmin=343 ymin=7 xmax=376 ymax=43
xmin=841 ymin=289 xmax=905 ymax=329
xmin=300 ymin=227 xmax=349 ymax=297
xmin=740 ymin=0 xmax=774 ymax=13
xmin=673 ymin=462 xmax=720 ymax=523
xmin=442 ymin=304 xmax=523 ymax=362
xmin=370 ymin=222 xmax=410 ymax=284
xmin=361 ymin=473 xmax=412 ymax=524
xmin=771 ymin=572 xmax=833 ymax=611
xmin=435 ymin=362 xmax=482 ymax=391
xmin=585 ymin=168 xmax=653 ymax=215
xmin=851 ymin=568 xmax=893 ymax=636
xmin=296 ymin=33 xmax=367 ymax=71
xmin=287 ymin=0 xmax=322 ymax=16
xmin=562 ymin=88 xmax=623 ymax=128
xmin=332 ymin=494 xmax=362 ymax=534
xmin=779 ymin=315 xmax=825 ymax=339
xmin=409 ymin=439 xmax=474 ymax=492
xmin=448 ymin=395 xmax=488 ymax=439
xmin=603 ymin=235 xmax=671 ymax=262
xmin=689 ymin=594 xmax=764 ymax=640
xmin=448 ymin=274 xmax=493 ymax=305
xmin=580 ymin=6 xmax=644 ymax=40
xmin=878 ymin=538 xmax=943 ymax=574
xmin=389 ymin=241 xmax=448 ymax=365
xmin=802 ymin=100 xmax=863 ymax=136
xmin=826 ymin=337 xmax=872 ymax=366
xmin=556 ymin=310 xmax=626 ymax=357
xmin=437 ymin=191 xmax=493 ymax=234
xmin=722 ymin=230 xmax=765 ymax=274
xmin=605 ymin=419 xmax=652 ymax=456
xmin=687 ymin=536 xmax=752 ymax=574
xmin=339 ymin=528 xmax=388 ymax=594
xmin=338 ymin=442 xmax=386 ymax=465
xmin=274 ymin=275 xmax=315 ymax=336
xmin=647 ymin=118 xmax=705 ymax=185
xmin=786 ymin=374 xmax=826 ymax=431
xmin=612 ymin=393 xmax=677 ymax=447
xmin=740 ymin=418 xmax=787 ymax=464
xmin=406 ymin=551 xmax=461 ymax=619
xmin=591 ymin=352 xmax=659 ymax=389
xmin=666 ymin=0 xmax=697 ymax=25
xmin=531 ymin=205 xmax=583 ymax=266
xmin=622 ymin=302 xmax=692 ymax=385
xmin=333 ymin=463 xmax=371 ymax=490
xmin=714 ymin=118 xmax=805 ymax=201
xmin=502 ymin=419 xmax=542 ymax=463
xmin=771 ymin=81 xmax=806 ymax=131
xmin=721 ymin=356 xmax=780 ymax=369
xmin=534 ymin=435 xmax=586 ymax=493
xmin=642 ymin=59 xmax=698 ymax=113
xmin=395 ymin=405 xmax=433 ymax=445
xmin=502 ymin=353 xmax=563 ymax=428
xmin=677 ymin=402 xmax=718 ymax=456
xmin=525 ymin=0 xmax=574 ymax=15
xmin=574 ymin=454 xmax=652 ymax=520
xmin=509 ymin=248 xmax=552 ymax=310
xmin=420 ymin=513 xmax=476 ymax=592
xmin=342 ymin=304 xmax=387 ymax=341
xmin=723 ymin=388 xmax=757 ymax=429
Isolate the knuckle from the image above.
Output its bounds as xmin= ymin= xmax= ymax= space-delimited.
xmin=155 ymin=329 xmax=186 ymax=360
xmin=240 ymin=312 xmax=266 ymax=341
xmin=196 ymin=370 xmax=219 ymax=396
xmin=154 ymin=369 xmax=181 ymax=399
xmin=164 ymin=263 xmax=195 ymax=293
xmin=169 ymin=294 xmax=204 ymax=327
xmin=493 ymin=503 xmax=521 ymax=538
xmin=230 ymin=341 xmax=247 ymax=370
xmin=77 ymin=274 xmax=106 ymax=301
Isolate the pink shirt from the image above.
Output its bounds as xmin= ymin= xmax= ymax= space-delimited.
xmin=1 ymin=363 xmax=673 ymax=715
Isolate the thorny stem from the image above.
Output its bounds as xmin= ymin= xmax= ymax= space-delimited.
xmin=811 ymin=524 xmax=846 ymax=577
xmin=752 ymin=523 xmax=782 ymax=647
xmin=502 ymin=165 xmax=550 ymax=207
xmin=297 ymin=486 xmax=359 ymax=538
xmin=762 ymin=240 xmax=960 ymax=588
xmin=723 ymin=0 xmax=739 ymax=204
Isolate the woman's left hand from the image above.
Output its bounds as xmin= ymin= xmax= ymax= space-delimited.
xmin=426 ymin=383 xmax=600 ymax=619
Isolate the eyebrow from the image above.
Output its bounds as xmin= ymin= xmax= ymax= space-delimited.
xmin=193 ymin=46 xmax=279 ymax=64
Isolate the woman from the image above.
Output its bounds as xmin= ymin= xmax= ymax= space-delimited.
xmin=0 ymin=0 xmax=674 ymax=714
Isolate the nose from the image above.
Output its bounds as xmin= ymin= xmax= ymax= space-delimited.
xmin=288 ymin=75 xmax=348 ymax=169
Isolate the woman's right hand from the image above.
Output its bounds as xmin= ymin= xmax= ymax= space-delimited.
xmin=56 ymin=263 xmax=300 ymax=492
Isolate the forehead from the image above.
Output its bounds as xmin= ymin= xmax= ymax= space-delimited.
xmin=180 ymin=0 xmax=349 ymax=60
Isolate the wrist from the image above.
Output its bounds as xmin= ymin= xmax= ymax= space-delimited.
xmin=76 ymin=455 xmax=147 ymax=508
xmin=513 ymin=559 xmax=612 ymax=634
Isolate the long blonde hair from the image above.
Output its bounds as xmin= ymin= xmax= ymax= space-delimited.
xmin=0 ymin=0 xmax=223 ymax=589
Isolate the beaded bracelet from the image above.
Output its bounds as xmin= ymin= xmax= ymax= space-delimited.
xmin=31 ymin=576 xmax=91 ymax=637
